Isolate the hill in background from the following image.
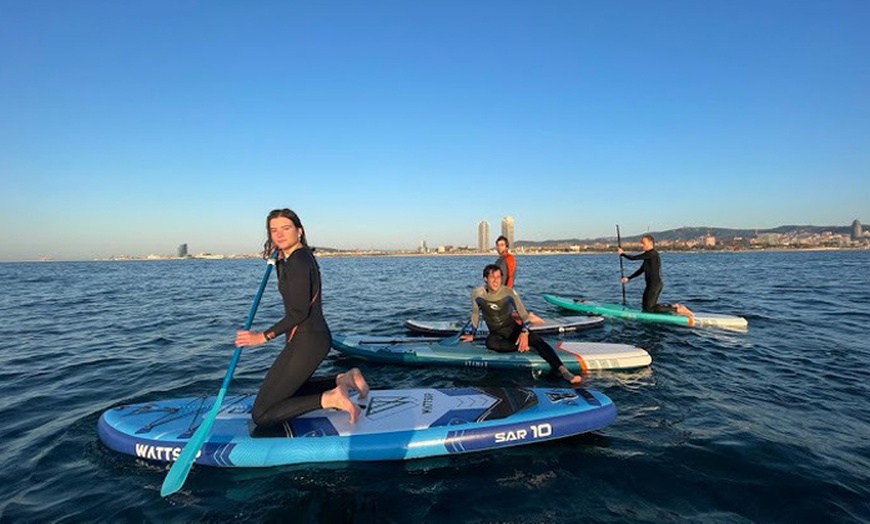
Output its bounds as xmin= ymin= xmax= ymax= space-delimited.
xmin=515 ymin=224 xmax=861 ymax=250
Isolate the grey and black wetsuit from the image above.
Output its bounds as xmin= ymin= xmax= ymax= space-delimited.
xmin=469 ymin=286 xmax=564 ymax=371
xmin=621 ymin=248 xmax=676 ymax=314
xmin=252 ymin=247 xmax=334 ymax=428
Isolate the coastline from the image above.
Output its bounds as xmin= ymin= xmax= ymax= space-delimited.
xmin=4 ymin=245 xmax=868 ymax=263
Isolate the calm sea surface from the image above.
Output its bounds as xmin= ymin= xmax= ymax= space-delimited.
xmin=0 ymin=251 xmax=868 ymax=523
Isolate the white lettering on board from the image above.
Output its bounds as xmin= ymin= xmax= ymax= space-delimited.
xmin=494 ymin=423 xmax=553 ymax=443
xmin=134 ymin=443 xmax=201 ymax=462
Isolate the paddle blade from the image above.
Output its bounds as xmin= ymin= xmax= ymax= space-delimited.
xmin=439 ymin=319 xmax=471 ymax=346
xmin=160 ymin=389 xmax=227 ymax=496
xmin=438 ymin=333 xmax=462 ymax=346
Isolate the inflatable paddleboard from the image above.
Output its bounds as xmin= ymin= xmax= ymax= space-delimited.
xmin=543 ymin=294 xmax=748 ymax=330
xmin=98 ymin=387 xmax=616 ymax=467
xmin=332 ymin=335 xmax=651 ymax=372
xmin=404 ymin=315 xmax=604 ymax=337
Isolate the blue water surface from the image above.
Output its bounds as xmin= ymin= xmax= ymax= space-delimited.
xmin=0 ymin=251 xmax=868 ymax=522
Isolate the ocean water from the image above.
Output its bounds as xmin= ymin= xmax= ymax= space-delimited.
xmin=0 ymin=251 xmax=868 ymax=523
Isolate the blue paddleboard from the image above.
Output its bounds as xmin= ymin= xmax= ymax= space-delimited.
xmin=98 ymin=387 xmax=616 ymax=467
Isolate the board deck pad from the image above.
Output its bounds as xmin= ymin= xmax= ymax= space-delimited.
xmin=332 ymin=335 xmax=651 ymax=372
xmin=98 ymin=387 xmax=616 ymax=467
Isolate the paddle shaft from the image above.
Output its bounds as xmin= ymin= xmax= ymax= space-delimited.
xmin=161 ymin=255 xmax=276 ymax=497
xmin=617 ymin=225 xmax=626 ymax=305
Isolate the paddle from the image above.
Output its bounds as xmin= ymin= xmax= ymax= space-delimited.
xmin=439 ymin=319 xmax=471 ymax=346
xmin=617 ymin=225 xmax=626 ymax=306
xmin=161 ymin=253 xmax=277 ymax=497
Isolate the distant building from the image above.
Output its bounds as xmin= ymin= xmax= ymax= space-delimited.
xmin=477 ymin=221 xmax=490 ymax=252
xmin=177 ymin=243 xmax=188 ymax=258
xmin=852 ymin=219 xmax=863 ymax=241
xmin=419 ymin=240 xmax=428 ymax=254
xmin=501 ymin=216 xmax=515 ymax=247
xmin=705 ymin=235 xmax=716 ymax=247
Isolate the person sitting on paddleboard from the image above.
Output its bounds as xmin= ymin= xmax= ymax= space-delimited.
xmin=235 ymin=208 xmax=369 ymax=426
xmin=460 ymin=264 xmax=581 ymax=385
xmin=494 ymin=235 xmax=544 ymax=325
xmin=618 ymin=234 xmax=693 ymax=318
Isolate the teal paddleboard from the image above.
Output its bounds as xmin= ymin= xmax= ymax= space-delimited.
xmin=332 ymin=334 xmax=651 ymax=372
xmin=543 ymin=294 xmax=748 ymax=331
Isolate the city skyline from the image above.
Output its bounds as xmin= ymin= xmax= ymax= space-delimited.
xmin=55 ymin=219 xmax=870 ymax=261
xmin=2 ymin=2 xmax=868 ymax=261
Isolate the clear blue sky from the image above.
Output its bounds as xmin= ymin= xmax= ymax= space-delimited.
xmin=2 ymin=1 xmax=868 ymax=260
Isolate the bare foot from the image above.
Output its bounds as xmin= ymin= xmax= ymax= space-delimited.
xmin=675 ymin=304 xmax=694 ymax=318
xmin=528 ymin=312 xmax=545 ymax=325
xmin=321 ymin=384 xmax=360 ymax=424
xmin=336 ymin=368 xmax=369 ymax=398
xmin=559 ymin=366 xmax=583 ymax=386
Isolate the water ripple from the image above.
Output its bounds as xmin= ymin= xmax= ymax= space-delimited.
xmin=1 ymin=253 xmax=869 ymax=522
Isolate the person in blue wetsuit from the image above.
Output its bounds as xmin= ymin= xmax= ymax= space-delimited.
xmin=235 ymin=208 xmax=369 ymax=427
xmin=460 ymin=264 xmax=582 ymax=385
xmin=618 ymin=234 xmax=693 ymax=317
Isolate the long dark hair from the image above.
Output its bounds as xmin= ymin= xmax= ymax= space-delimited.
xmin=262 ymin=208 xmax=309 ymax=258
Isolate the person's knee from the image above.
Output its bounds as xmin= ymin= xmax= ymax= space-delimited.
xmin=251 ymin=400 xmax=275 ymax=428
xmin=251 ymin=412 xmax=270 ymax=428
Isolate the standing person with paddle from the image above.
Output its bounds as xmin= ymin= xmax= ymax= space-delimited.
xmin=618 ymin=234 xmax=693 ymax=318
xmin=460 ymin=264 xmax=582 ymax=385
xmin=235 ymin=208 xmax=369 ymax=427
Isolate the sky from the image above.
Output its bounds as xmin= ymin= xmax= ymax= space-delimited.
xmin=1 ymin=1 xmax=868 ymax=260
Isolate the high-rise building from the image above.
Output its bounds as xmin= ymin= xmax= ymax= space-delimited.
xmin=852 ymin=219 xmax=863 ymax=241
xmin=501 ymin=216 xmax=515 ymax=247
xmin=420 ymin=240 xmax=428 ymax=254
xmin=177 ymin=243 xmax=188 ymax=258
xmin=477 ymin=221 xmax=490 ymax=252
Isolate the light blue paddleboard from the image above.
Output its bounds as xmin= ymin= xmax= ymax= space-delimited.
xmin=98 ymin=387 xmax=616 ymax=467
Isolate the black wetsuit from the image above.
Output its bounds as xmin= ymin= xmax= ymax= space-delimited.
xmin=252 ymin=247 xmax=334 ymax=428
xmin=469 ymin=286 xmax=564 ymax=372
xmin=621 ymin=248 xmax=676 ymax=314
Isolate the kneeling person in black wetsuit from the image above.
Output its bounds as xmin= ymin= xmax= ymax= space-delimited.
xmin=459 ymin=264 xmax=582 ymax=385
xmin=618 ymin=234 xmax=693 ymax=317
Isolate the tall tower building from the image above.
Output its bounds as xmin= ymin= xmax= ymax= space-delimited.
xmin=501 ymin=216 xmax=515 ymax=247
xmin=477 ymin=221 xmax=490 ymax=252
xmin=852 ymin=219 xmax=863 ymax=241
xmin=177 ymin=243 xmax=188 ymax=258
